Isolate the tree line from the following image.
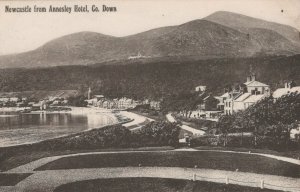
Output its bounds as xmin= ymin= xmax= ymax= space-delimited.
xmin=0 ymin=55 xmax=299 ymax=102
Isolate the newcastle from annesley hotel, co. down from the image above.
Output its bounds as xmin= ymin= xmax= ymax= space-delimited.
xmin=4 ymin=4 xmax=117 ymax=13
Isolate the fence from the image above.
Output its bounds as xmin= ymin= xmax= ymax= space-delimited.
xmin=191 ymin=173 xmax=300 ymax=192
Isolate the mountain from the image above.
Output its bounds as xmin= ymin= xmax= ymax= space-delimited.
xmin=0 ymin=11 xmax=300 ymax=68
xmin=205 ymin=11 xmax=300 ymax=45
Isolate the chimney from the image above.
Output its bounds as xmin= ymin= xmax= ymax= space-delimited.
xmin=247 ymin=76 xmax=251 ymax=82
xmin=88 ymin=87 xmax=92 ymax=100
xmin=251 ymin=74 xmax=256 ymax=81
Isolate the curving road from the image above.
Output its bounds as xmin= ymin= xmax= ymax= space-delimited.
xmin=120 ymin=111 xmax=154 ymax=130
xmin=166 ymin=113 xmax=205 ymax=135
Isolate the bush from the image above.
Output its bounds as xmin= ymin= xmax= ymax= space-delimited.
xmin=190 ymin=134 xmax=299 ymax=151
xmin=2 ymin=121 xmax=181 ymax=154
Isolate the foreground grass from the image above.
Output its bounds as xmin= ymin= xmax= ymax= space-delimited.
xmin=0 ymin=146 xmax=174 ymax=172
xmin=54 ymin=178 xmax=278 ymax=192
xmin=36 ymin=151 xmax=300 ymax=177
xmin=0 ymin=173 xmax=32 ymax=186
xmin=194 ymin=146 xmax=300 ymax=160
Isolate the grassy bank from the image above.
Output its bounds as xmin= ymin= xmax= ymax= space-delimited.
xmin=193 ymin=146 xmax=300 ymax=160
xmin=54 ymin=177 xmax=278 ymax=192
xmin=0 ymin=173 xmax=32 ymax=186
xmin=0 ymin=121 xmax=180 ymax=172
xmin=36 ymin=151 xmax=300 ymax=178
xmin=0 ymin=147 xmax=174 ymax=172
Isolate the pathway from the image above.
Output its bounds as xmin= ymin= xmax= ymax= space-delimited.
xmin=2 ymin=167 xmax=300 ymax=192
xmin=166 ymin=113 xmax=205 ymax=135
xmin=120 ymin=111 xmax=154 ymax=129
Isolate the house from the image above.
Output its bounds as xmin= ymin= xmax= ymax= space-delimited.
xmin=220 ymin=91 xmax=240 ymax=113
xmin=128 ymin=52 xmax=150 ymax=60
xmin=217 ymin=91 xmax=238 ymax=111
xmin=9 ymin=97 xmax=20 ymax=103
xmin=86 ymin=95 xmax=105 ymax=106
xmin=244 ymin=74 xmax=270 ymax=95
xmin=0 ymin=97 xmax=10 ymax=103
xmin=150 ymin=100 xmax=161 ymax=110
xmin=223 ymin=74 xmax=269 ymax=115
xmin=273 ymin=81 xmax=300 ymax=99
xmin=199 ymin=94 xmax=218 ymax=111
xmin=195 ymin=85 xmax=206 ymax=92
xmin=117 ymin=97 xmax=137 ymax=109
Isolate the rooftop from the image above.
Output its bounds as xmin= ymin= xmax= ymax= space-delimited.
xmin=234 ymin=93 xmax=251 ymax=102
xmin=244 ymin=80 xmax=269 ymax=87
xmin=273 ymin=86 xmax=300 ymax=98
xmin=243 ymin=94 xmax=265 ymax=103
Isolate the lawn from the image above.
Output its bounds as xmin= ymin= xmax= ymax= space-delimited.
xmin=0 ymin=173 xmax=32 ymax=186
xmin=36 ymin=151 xmax=300 ymax=178
xmin=194 ymin=146 xmax=300 ymax=160
xmin=54 ymin=177 xmax=278 ymax=192
xmin=0 ymin=146 xmax=174 ymax=172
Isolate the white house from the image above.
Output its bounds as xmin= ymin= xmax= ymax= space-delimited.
xmin=195 ymin=85 xmax=207 ymax=92
xmin=273 ymin=81 xmax=300 ymax=99
xmin=244 ymin=74 xmax=270 ymax=95
xmin=223 ymin=74 xmax=269 ymax=115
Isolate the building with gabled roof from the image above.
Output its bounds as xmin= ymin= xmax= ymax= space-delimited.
xmin=223 ymin=74 xmax=269 ymax=115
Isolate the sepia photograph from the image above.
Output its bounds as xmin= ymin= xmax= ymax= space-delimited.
xmin=0 ymin=0 xmax=299 ymax=191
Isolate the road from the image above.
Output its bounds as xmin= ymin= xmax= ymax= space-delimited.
xmin=3 ymin=167 xmax=300 ymax=192
xmin=166 ymin=113 xmax=205 ymax=135
xmin=120 ymin=111 xmax=154 ymax=129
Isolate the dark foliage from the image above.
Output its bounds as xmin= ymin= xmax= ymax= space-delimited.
xmin=174 ymin=114 xmax=217 ymax=131
xmin=0 ymin=122 xmax=181 ymax=161
xmin=213 ymin=93 xmax=300 ymax=150
xmin=0 ymin=55 xmax=299 ymax=102
xmin=67 ymin=95 xmax=88 ymax=107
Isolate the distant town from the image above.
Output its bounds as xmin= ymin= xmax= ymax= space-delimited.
xmin=1 ymin=73 xmax=299 ymax=130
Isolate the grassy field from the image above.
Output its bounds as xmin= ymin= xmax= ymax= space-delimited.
xmin=194 ymin=146 xmax=300 ymax=160
xmin=54 ymin=178 xmax=278 ymax=192
xmin=36 ymin=151 xmax=300 ymax=177
xmin=0 ymin=173 xmax=32 ymax=186
xmin=0 ymin=146 xmax=174 ymax=172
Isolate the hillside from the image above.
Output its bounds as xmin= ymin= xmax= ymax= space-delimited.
xmin=0 ymin=11 xmax=300 ymax=68
xmin=0 ymin=55 xmax=299 ymax=100
xmin=205 ymin=11 xmax=300 ymax=45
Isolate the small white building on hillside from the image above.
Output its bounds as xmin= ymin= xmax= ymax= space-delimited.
xmin=195 ymin=85 xmax=206 ymax=92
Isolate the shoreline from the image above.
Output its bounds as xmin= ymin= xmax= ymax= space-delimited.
xmin=0 ymin=118 xmax=132 ymax=148
xmin=0 ymin=107 xmax=131 ymax=148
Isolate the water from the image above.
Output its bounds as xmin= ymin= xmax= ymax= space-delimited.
xmin=0 ymin=111 xmax=117 ymax=147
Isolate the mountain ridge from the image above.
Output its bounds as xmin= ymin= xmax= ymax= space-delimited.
xmin=0 ymin=11 xmax=299 ymax=68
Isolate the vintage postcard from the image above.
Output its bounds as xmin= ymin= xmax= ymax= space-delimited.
xmin=0 ymin=0 xmax=299 ymax=191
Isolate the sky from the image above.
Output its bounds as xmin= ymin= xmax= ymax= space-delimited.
xmin=0 ymin=0 xmax=300 ymax=55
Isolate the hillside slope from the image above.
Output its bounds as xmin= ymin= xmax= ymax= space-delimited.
xmin=0 ymin=11 xmax=299 ymax=68
xmin=205 ymin=11 xmax=300 ymax=45
xmin=0 ymin=55 xmax=299 ymax=100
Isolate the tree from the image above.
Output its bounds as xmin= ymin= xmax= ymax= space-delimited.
xmin=217 ymin=114 xmax=235 ymax=146
xmin=67 ymin=95 xmax=88 ymax=107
